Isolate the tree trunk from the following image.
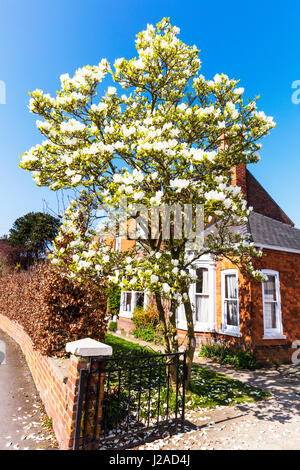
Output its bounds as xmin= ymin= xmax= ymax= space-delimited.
xmin=155 ymin=293 xmax=196 ymax=391
xmin=155 ymin=293 xmax=171 ymax=353
xmin=155 ymin=294 xmax=179 ymax=390
xmin=183 ymin=298 xmax=196 ymax=390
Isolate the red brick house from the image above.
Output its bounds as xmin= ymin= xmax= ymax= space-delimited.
xmin=116 ymin=165 xmax=300 ymax=364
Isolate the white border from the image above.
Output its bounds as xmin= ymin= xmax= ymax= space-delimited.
xmin=177 ymin=255 xmax=216 ymax=332
xmin=221 ymin=268 xmax=240 ymax=335
xmin=261 ymin=269 xmax=286 ymax=339
xmin=256 ymin=244 xmax=300 ymax=255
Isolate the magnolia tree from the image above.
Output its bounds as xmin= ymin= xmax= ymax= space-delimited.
xmin=20 ymin=18 xmax=275 ymax=387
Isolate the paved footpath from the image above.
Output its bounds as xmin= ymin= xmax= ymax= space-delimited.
xmin=139 ymin=358 xmax=300 ymax=450
xmin=111 ymin=332 xmax=300 ymax=450
xmin=0 ymin=329 xmax=57 ymax=450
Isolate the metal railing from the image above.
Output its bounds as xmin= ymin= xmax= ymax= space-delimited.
xmin=73 ymin=349 xmax=187 ymax=450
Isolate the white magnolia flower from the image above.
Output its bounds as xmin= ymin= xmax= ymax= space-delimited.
xmin=61 ymin=119 xmax=85 ymax=133
xmin=107 ymin=86 xmax=117 ymax=95
xmin=170 ymin=178 xmax=189 ymax=192
xmin=133 ymin=59 xmax=145 ymax=69
xmin=162 ymin=283 xmax=171 ymax=293
xmin=177 ymin=103 xmax=188 ymax=111
xmin=114 ymin=58 xmax=124 ymax=67
xmin=233 ymin=87 xmax=244 ymax=95
xmin=133 ymin=191 xmax=145 ymax=201
xmin=71 ymin=174 xmax=82 ymax=184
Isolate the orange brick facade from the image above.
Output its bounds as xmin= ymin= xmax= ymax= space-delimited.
xmin=0 ymin=314 xmax=90 ymax=450
xmin=115 ymin=164 xmax=300 ymax=364
xmin=117 ymin=249 xmax=300 ymax=365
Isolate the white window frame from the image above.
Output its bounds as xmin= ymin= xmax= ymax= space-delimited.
xmin=115 ymin=236 xmax=121 ymax=252
xmin=194 ymin=267 xmax=210 ymax=325
xmin=176 ymin=256 xmax=216 ymax=332
xmin=221 ymin=269 xmax=240 ymax=335
xmin=261 ymin=270 xmax=285 ymax=339
xmin=119 ymin=290 xmax=147 ymax=318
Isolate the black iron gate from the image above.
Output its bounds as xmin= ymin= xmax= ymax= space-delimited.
xmin=73 ymin=350 xmax=187 ymax=450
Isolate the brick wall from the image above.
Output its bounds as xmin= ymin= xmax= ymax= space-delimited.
xmin=232 ymin=164 xmax=247 ymax=198
xmin=230 ymin=165 xmax=293 ymax=226
xmin=198 ymin=252 xmax=299 ymax=363
xmin=249 ymin=248 xmax=300 ymax=362
xmin=117 ymin=315 xmax=135 ymax=333
xmin=117 ymin=249 xmax=300 ymax=364
xmin=0 ymin=314 xmax=89 ymax=450
xmin=246 ymin=171 xmax=294 ymax=226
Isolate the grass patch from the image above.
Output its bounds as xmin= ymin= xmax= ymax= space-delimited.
xmin=108 ymin=321 xmax=118 ymax=332
xmin=105 ymin=333 xmax=155 ymax=356
xmin=105 ymin=333 xmax=270 ymax=410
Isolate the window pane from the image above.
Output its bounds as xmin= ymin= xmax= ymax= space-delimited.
xmin=135 ymin=292 xmax=144 ymax=308
xmin=196 ymin=268 xmax=209 ymax=294
xmin=225 ymin=300 xmax=238 ymax=326
xmin=195 ymin=294 xmax=209 ymax=323
xmin=264 ymin=275 xmax=276 ymax=301
xmin=264 ymin=302 xmax=277 ymax=329
xmin=225 ymin=274 xmax=238 ymax=299
xmin=124 ymin=292 xmax=132 ymax=311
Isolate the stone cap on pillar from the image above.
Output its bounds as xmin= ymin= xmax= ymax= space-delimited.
xmin=65 ymin=338 xmax=113 ymax=357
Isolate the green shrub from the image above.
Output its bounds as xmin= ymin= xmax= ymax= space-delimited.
xmin=108 ymin=321 xmax=118 ymax=332
xmin=132 ymin=304 xmax=163 ymax=344
xmin=103 ymin=388 xmax=128 ymax=430
xmin=132 ymin=304 xmax=159 ymax=329
xmin=133 ymin=325 xmax=163 ymax=344
xmin=106 ymin=285 xmax=121 ymax=316
xmin=199 ymin=343 xmax=256 ymax=370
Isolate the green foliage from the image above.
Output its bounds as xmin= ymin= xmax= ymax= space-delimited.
xmin=42 ymin=417 xmax=53 ymax=430
xmin=103 ymin=388 xmax=128 ymax=430
xmin=8 ymin=212 xmax=60 ymax=261
xmin=132 ymin=304 xmax=163 ymax=344
xmin=106 ymin=285 xmax=121 ymax=316
xmin=108 ymin=321 xmax=118 ymax=332
xmin=132 ymin=325 xmax=161 ymax=344
xmin=199 ymin=343 xmax=257 ymax=370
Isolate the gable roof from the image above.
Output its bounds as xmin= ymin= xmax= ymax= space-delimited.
xmin=246 ymin=170 xmax=294 ymax=227
xmin=247 ymin=212 xmax=300 ymax=252
xmin=207 ymin=212 xmax=300 ymax=254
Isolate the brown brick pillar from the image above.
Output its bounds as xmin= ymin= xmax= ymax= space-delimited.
xmin=61 ymin=355 xmax=90 ymax=450
xmin=65 ymin=338 xmax=113 ymax=450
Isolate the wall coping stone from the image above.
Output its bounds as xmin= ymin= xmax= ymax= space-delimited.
xmin=65 ymin=337 xmax=113 ymax=357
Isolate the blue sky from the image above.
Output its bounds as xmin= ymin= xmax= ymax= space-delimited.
xmin=0 ymin=0 xmax=300 ymax=235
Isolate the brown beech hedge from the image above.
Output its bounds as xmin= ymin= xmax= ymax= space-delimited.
xmin=0 ymin=263 xmax=108 ymax=357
